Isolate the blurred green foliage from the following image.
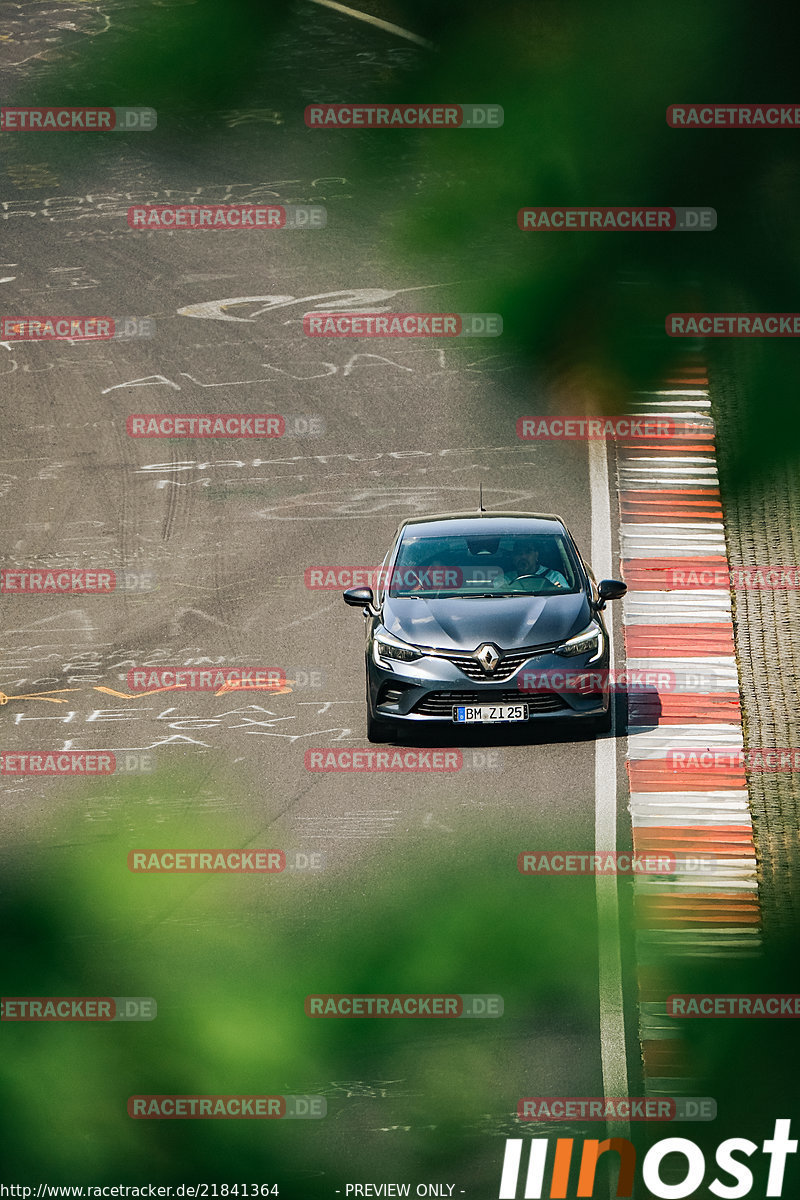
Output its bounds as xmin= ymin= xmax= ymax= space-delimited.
xmin=2 ymin=774 xmax=607 ymax=1186
xmin=3 ymin=775 xmax=800 ymax=1189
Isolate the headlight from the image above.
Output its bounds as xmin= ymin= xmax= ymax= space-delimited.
xmin=373 ymin=629 xmax=423 ymax=666
xmin=556 ymin=621 xmax=604 ymax=663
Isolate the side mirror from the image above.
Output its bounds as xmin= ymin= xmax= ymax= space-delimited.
xmin=597 ymin=579 xmax=627 ymax=606
xmin=343 ymin=586 xmax=375 ymax=608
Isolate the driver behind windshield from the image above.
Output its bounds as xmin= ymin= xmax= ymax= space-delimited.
xmin=503 ymin=540 xmax=568 ymax=591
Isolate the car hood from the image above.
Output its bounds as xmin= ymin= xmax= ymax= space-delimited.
xmin=381 ymin=592 xmax=592 ymax=652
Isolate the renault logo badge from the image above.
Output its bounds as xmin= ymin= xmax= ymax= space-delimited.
xmin=475 ymin=643 xmax=501 ymax=673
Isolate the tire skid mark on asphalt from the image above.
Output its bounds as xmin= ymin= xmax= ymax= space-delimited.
xmin=294 ymin=810 xmax=401 ymax=838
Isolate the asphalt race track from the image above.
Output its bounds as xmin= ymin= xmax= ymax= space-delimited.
xmin=0 ymin=2 xmax=643 ymax=1192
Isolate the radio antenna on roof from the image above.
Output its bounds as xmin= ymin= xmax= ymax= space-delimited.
xmin=478 ymin=483 xmax=486 ymax=513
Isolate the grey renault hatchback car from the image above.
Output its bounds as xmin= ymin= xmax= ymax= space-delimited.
xmin=343 ymin=511 xmax=626 ymax=742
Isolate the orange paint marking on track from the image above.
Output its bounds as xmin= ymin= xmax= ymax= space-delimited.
xmin=0 ymin=688 xmax=82 ymax=705
xmin=92 ymin=684 xmax=191 ymax=699
xmin=0 ymin=680 xmax=296 ymax=706
xmin=214 ymin=679 xmax=294 ymax=696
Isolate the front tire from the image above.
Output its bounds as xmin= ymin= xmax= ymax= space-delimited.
xmin=367 ymin=708 xmax=396 ymax=743
xmin=587 ymin=707 xmax=612 ymax=735
xmin=366 ymin=675 xmax=396 ymax=743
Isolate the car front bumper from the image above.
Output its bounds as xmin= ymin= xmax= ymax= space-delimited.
xmin=367 ymin=645 xmax=611 ymax=725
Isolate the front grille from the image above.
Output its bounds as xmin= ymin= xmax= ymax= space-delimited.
xmin=438 ymin=649 xmax=539 ymax=682
xmin=412 ymin=690 xmax=567 ymax=716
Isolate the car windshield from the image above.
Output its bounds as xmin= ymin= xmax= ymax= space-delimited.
xmin=387 ymin=532 xmax=580 ymax=597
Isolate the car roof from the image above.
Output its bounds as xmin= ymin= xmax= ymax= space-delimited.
xmin=396 ymin=512 xmax=568 ymax=539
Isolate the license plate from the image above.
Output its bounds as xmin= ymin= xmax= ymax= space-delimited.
xmin=453 ymin=704 xmax=527 ymax=723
